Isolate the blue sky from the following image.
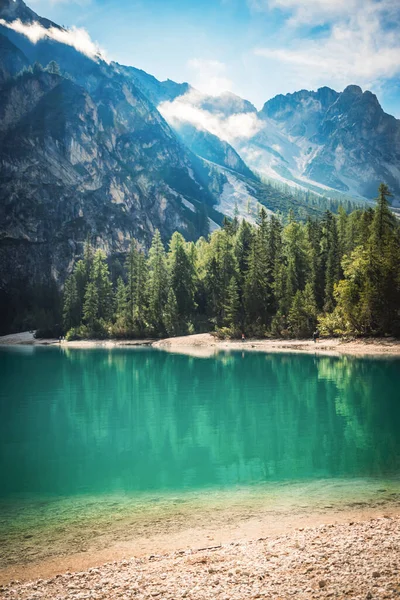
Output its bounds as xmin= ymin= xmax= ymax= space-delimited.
xmin=28 ymin=0 xmax=400 ymax=116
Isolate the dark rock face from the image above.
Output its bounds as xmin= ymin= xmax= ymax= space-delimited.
xmin=0 ymin=6 xmax=219 ymax=303
xmin=0 ymin=32 xmax=28 ymax=83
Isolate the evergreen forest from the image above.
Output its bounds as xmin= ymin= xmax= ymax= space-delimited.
xmin=62 ymin=184 xmax=400 ymax=340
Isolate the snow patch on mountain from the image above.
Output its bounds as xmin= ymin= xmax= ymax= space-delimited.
xmin=217 ymin=172 xmax=271 ymax=223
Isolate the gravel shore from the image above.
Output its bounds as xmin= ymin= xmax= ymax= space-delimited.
xmin=2 ymin=332 xmax=400 ymax=357
xmin=2 ymin=517 xmax=399 ymax=600
xmin=153 ymin=334 xmax=400 ymax=357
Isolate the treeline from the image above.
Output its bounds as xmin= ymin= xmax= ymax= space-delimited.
xmin=261 ymin=175 xmax=363 ymax=216
xmin=63 ymin=184 xmax=400 ymax=340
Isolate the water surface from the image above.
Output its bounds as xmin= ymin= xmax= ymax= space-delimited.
xmin=1 ymin=346 xmax=399 ymax=566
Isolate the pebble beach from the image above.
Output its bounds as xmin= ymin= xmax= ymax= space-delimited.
xmin=2 ymin=516 xmax=399 ymax=600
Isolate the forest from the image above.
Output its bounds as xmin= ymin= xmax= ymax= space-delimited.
xmin=62 ymin=184 xmax=400 ymax=341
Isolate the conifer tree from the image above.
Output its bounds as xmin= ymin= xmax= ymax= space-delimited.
xmin=224 ymin=277 xmax=240 ymax=329
xmin=244 ymin=209 xmax=271 ymax=330
xmin=114 ymin=277 xmax=128 ymax=328
xmin=90 ymin=250 xmax=114 ymax=322
xmin=168 ymin=232 xmax=196 ymax=320
xmin=147 ymin=230 xmax=168 ymax=331
xmin=367 ymin=183 xmax=400 ymax=333
xmin=83 ymin=281 xmax=99 ymax=331
xmin=163 ymin=288 xmax=180 ymax=336
xmin=46 ymin=61 xmax=61 ymax=75
xmin=322 ymin=211 xmax=340 ymax=313
xmin=126 ymin=239 xmax=148 ymax=332
xmin=62 ymin=275 xmax=79 ymax=331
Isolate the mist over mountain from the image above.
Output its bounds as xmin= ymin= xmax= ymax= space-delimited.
xmin=0 ymin=0 xmax=399 ymax=333
xmin=160 ymin=82 xmax=400 ymax=205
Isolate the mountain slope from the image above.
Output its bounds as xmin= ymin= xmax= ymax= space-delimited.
xmin=0 ymin=9 xmax=226 ymax=315
xmin=255 ymin=86 xmax=400 ymax=203
xmin=158 ymin=81 xmax=400 ymax=205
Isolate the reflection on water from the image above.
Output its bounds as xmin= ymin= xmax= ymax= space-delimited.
xmin=0 ymin=347 xmax=400 ymax=498
xmin=1 ymin=347 xmax=400 ymax=566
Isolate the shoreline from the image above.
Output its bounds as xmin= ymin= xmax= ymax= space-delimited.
xmin=1 ymin=503 xmax=399 ymax=587
xmin=2 ymin=513 xmax=399 ymax=598
xmin=1 ymin=480 xmax=399 ymax=586
xmin=1 ymin=331 xmax=400 ymax=357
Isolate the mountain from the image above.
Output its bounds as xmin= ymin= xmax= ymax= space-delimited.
xmin=1 ymin=0 xmax=399 ymax=334
xmin=0 ymin=0 xmax=323 ymax=333
xmin=157 ymin=80 xmax=400 ymax=206
xmin=0 ymin=1 xmax=223 ymax=293
xmin=258 ymin=85 xmax=400 ymax=202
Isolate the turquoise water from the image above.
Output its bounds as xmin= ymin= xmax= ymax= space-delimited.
xmin=0 ymin=346 xmax=400 ymax=565
xmin=1 ymin=346 xmax=400 ymax=495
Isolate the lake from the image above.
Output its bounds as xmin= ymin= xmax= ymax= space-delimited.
xmin=1 ymin=346 xmax=400 ymax=568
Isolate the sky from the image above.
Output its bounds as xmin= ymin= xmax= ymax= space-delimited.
xmin=26 ymin=0 xmax=400 ymax=117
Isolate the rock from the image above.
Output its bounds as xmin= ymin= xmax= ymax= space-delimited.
xmin=318 ymin=580 xmax=327 ymax=588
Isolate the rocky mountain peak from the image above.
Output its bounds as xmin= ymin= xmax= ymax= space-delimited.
xmin=0 ymin=0 xmax=60 ymax=29
xmin=342 ymin=84 xmax=363 ymax=96
xmin=1 ymin=0 xmax=34 ymax=22
xmin=327 ymin=85 xmax=384 ymax=124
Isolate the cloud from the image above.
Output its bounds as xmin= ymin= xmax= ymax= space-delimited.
xmin=251 ymin=0 xmax=361 ymax=25
xmin=253 ymin=0 xmax=400 ymax=90
xmin=187 ymin=58 xmax=233 ymax=97
xmin=250 ymin=0 xmax=399 ymax=25
xmin=158 ymin=89 xmax=264 ymax=143
xmin=0 ymin=18 xmax=107 ymax=61
xmin=158 ymin=59 xmax=264 ymax=144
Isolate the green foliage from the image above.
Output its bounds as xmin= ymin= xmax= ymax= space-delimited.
xmin=45 ymin=61 xmax=61 ymax=75
xmin=59 ymin=184 xmax=399 ymax=340
xmin=65 ymin=325 xmax=90 ymax=341
xmin=62 ymin=275 xmax=79 ymax=331
xmin=163 ymin=289 xmax=181 ymax=336
xmin=168 ymin=232 xmax=196 ymax=319
xmin=147 ymin=230 xmax=168 ymax=332
xmin=288 ymin=283 xmax=318 ymax=338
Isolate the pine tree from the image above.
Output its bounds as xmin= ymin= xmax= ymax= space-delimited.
xmin=62 ymin=275 xmax=79 ymax=332
xmin=90 ymin=250 xmax=114 ymax=322
xmin=163 ymin=288 xmax=180 ymax=336
xmin=224 ymin=277 xmax=240 ymax=329
xmin=74 ymin=260 xmax=88 ymax=319
xmin=370 ymin=184 xmax=395 ymax=252
xmin=46 ymin=61 xmax=61 ymax=75
xmin=366 ymin=183 xmax=400 ymax=333
xmin=83 ymin=281 xmax=99 ymax=331
xmin=205 ymin=230 xmax=237 ymax=325
xmin=288 ymin=283 xmax=317 ymax=338
xmin=114 ymin=277 xmax=128 ymax=327
xmin=134 ymin=250 xmax=148 ymax=332
xmin=168 ymin=232 xmax=196 ymax=320
xmin=322 ymin=211 xmax=340 ymax=313
xmin=125 ymin=239 xmax=148 ymax=333
xmin=147 ymin=230 xmax=168 ymax=331
xmin=244 ymin=209 xmax=271 ymax=330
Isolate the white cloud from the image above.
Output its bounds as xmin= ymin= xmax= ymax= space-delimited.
xmin=253 ymin=0 xmax=400 ymax=90
xmin=0 ymin=18 xmax=107 ymax=61
xmin=158 ymin=89 xmax=264 ymax=143
xmin=251 ymin=0 xmax=360 ymax=25
xmin=250 ymin=0 xmax=399 ymax=25
xmin=187 ymin=58 xmax=233 ymax=97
